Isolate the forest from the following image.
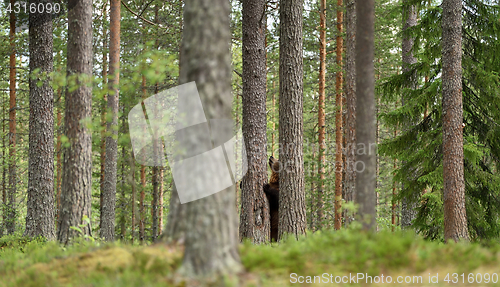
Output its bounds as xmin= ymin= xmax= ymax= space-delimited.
xmin=1 ymin=0 xmax=500 ymax=286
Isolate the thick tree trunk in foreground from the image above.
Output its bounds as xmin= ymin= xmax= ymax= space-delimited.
xmin=25 ymin=0 xmax=55 ymax=240
xmin=343 ymin=0 xmax=356 ymax=228
xmin=442 ymin=0 xmax=469 ymax=242
xmin=278 ymin=0 xmax=306 ymax=240
xmin=164 ymin=0 xmax=242 ymax=278
xmin=57 ymin=0 xmax=93 ymax=245
xmin=355 ymin=0 xmax=376 ymax=231
xmin=239 ymin=0 xmax=270 ymax=243
xmin=101 ymin=0 xmax=120 ymax=241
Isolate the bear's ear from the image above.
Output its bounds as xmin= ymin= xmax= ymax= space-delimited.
xmin=268 ymin=156 xmax=274 ymax=169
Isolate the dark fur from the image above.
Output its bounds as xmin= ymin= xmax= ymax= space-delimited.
xmin=263 ymin=156 xmax=280 ymax=242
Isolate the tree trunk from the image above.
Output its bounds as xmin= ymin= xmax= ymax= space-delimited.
xmin=139 ymin=75 xmax=147 ymax=244
xmin=151 ymin=4 xmax=161 ymax=244
xmin=239 ymin=0 xmax=270 ymax=243
xmin=25 ymin=0 xmax=56 ymax=240
xmin=343 ymin=0 xmax=356 ymax=228
xmin=355 ymin=0 xmax=376 ymax=231
xmin=56 ymin=96 xmax=62 ymax=228
xmin=158 ymin=166 xmax=164 ymax=236
xmin=442 ymin=0 xmax=469 ymax=242
xmin=1 ymin=98 xmax=5 ymax=237
xmin=100 ymin=0 xmax=108 ymax=233
xmin=6 ymin=0 xmax=17 ymax=235
xmin=152 ymin=165 xmax=159 ymax=242
xmin=271 ymin=80 xmax=276 ymax=157
xmin=317 ymin=0 xmax=326 ymax=229
xmin=101 ymin=0 xmax=120 ymax=241
xmin=310 ymin=145 xmax=316 ymax=231
xmin=278 ymin=0 xmax=306 ymax=240
xmin=129 ymin=153 xmax=137 ymax=243
xmin=334 ymin=0 xmax=343 ymax=230
xmin=173 ymin=0 xmax=242 ymax=277
xmin=401 ymin=0 xmax=418 ymax=229
xmin=57 ymin=0 xmax=93 ymax=244
xmin=120 ymin=130 xmax=126 ymax=240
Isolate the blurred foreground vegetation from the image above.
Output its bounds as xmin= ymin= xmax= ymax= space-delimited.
xmin=1 ymin=229 xmax=500 ymax=286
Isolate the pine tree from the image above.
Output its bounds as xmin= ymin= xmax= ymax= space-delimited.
xmin=101 ymin=0 xmax=121 ymax=241
xmin=24 ymin=0 xmax=56 ymax=240
xmin=355 ymin=0 xmax=376 ymax=231
xmin=278 ymin=0 xmax=306 ymax=240
xmin=441 ymin=0 xmax=468 ymax=242
xmin=57 ymin=0 xmax=93 ymax=244
xmin=239 ymin=0 xmax=270 ymax=243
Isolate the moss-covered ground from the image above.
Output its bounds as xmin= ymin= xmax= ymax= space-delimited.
xmin=1 ymin=230 xmax=499 ymax=286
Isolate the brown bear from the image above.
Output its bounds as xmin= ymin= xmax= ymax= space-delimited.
xmin=263 ymin=156 xmax=280 ymax=242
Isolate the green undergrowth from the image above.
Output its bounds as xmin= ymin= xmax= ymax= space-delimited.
xmin=1 ymin=230 xmax=500 ymax=286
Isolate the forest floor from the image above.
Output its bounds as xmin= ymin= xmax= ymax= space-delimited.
xmin=1 ymin=229 xmax=499 ymax=286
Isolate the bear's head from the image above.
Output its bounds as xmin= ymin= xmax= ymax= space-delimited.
xmin=269 ymin=156 xmax=280 ymax=185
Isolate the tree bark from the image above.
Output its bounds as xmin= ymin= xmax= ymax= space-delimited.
xmin=239 ymin=0 xmax=270 ymax=243
xmin=442 ymin=0 xmax=469 ymax=242
xmin=1 ymin=99 xmax=5 ymax=237
xmin=139 ymin=75 xmax=147 ymax=244
xmin=100 ymin=0 xmax=108 ymax=233
xmin=6 ymin=0 xmax=17 ymax=235
xmin=152 ymin=165 xmax=159 ymax=241
xmin=173 ymin=0 xmax=242 ymax=277
xmin=401 ymin=0 xmax=418 ymax=229
xmin=25 ymin=0 xmax=56 ymax=240
xmin=57 ymin=0 xmax=93 ymax=244
xmin=101 ymin=0 xmax=120 ymax=241
xmin=317 ymin=0 xmax=326 ymax=229
xmin=151 ymin=5 xmax=161 ymax=244
xmin=56 ymin=95 xmax=62 ymax=228
xmin=129 ymin=153 xmax=137 ymax=243
xmin=278 ymin=0 xmax=306 ymax=240
xmin=334 ymin=0 xmax=343 ymax=230
xmin=158 ymin=166 xmax=164 ymax=236
xmin=343 ymin=0 xmax=356 ymax=228
xmin=355 ymin=0 xmax=376 ymax=231
xmin=120 ymin=126 xmax=126 ymax=240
